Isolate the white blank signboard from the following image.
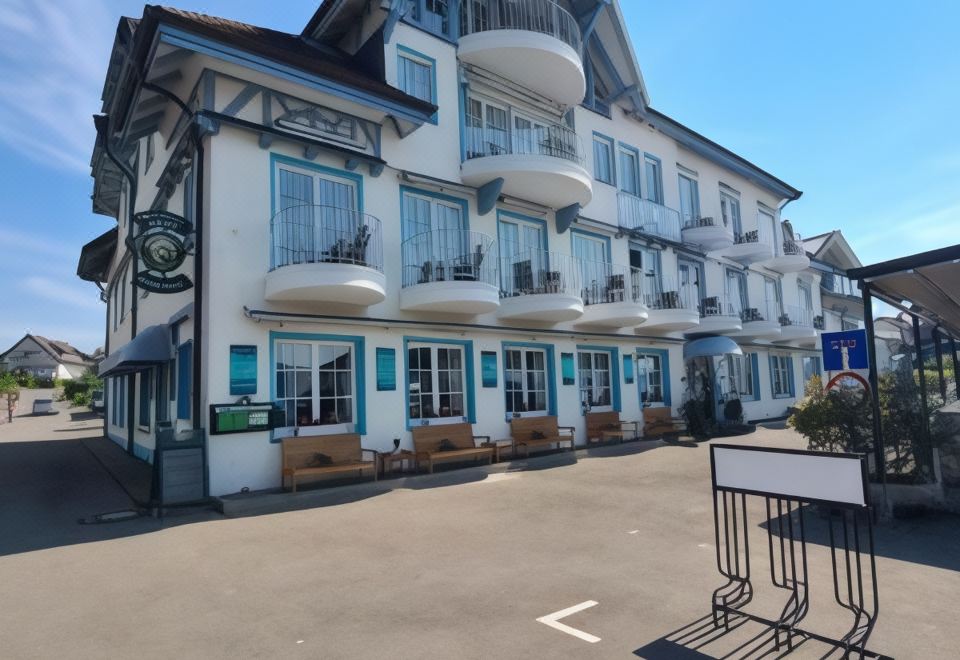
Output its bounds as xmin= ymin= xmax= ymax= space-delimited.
xmin=712 ymin=446 xmax=867 ymax=507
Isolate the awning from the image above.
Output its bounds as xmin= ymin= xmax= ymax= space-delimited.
xmin=683 ymin=336 xmax=743 ymax=361
xmin=76 ymin=227 xmax=118 ymax=283
xmin=98 ymin=325 xmax=173 ymax=376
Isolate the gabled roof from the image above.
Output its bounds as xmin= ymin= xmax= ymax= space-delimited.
xmin=803 ymin=230 xmax=862 ymax=270
xmin=0 ymin=335 xmax=96 ymax=367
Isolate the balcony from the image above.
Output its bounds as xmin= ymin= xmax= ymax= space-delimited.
xmin=400 ymin=230 xmax=500 ymax=315
xmin=617 ymin=192 xmax=682 ymax=242
xmin=461 ymin=120 xmax=591 ymax=209
xmin=640 ymin=276 xmax=700 ymax=333
xmin=715 ymin=220 xmax=774 ymax=265
xmin=731 ymin=299 xmax=782 ymax=340
xmin=498 ymin=248 xmax=583 ymax=322
xmin=775 ymin=305 xmax=819 ymax=345
xmin=265 ymin=206 xmax=385 ymax=305
xmin=681 ymin=216 xmax=734 ymax=252
xmin=764 ymin=233 xmax=810 ymax=273
xmin=689 ymin=295 xmax=742 ymax=336
xmin=458 ymin=0 xmax=585 ymax=105
xmin=577 ymin=261 xmax=649 ymax=327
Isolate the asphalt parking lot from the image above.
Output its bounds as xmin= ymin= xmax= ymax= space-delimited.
xmin=1 ymin=396 xmax=958 ymax=659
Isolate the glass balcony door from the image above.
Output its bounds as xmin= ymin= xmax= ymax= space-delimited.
xmin=499 ymin=216 xmax=546 ymax=293
xmin=678 ymin=260 xmax=703 ymax=310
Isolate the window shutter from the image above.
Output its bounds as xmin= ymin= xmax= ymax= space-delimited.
xmin=750 ymin=353 xmax=760 ymax=400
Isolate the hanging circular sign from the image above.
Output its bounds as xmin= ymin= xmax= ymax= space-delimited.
xmin=133 ymin=210 xmax=194 ymax=294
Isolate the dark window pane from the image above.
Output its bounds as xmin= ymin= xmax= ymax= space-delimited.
xmin=336 ymin=372 xmax=351 ymax=396
xmin=318 ymin=398 xmax=337 ymax=424
xmin=296 ymin=372 xmax=312 ymax=397
xmin=318 ymin=371 xmax=334 ymax=396
xmin=296 ymin=400 xmax=313 ymax=426
xmin=336 ymin=398 xmax=352 ymax=423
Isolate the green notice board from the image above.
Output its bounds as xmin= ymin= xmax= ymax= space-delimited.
xmin=229 ymin=345 xmax=257 ymax=395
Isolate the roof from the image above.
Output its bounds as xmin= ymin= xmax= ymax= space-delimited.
xmin=139 ymin=6 xmax=436 ymax=115
xmin=0 ymin=335 xmax=96 ymax=367
xmin=848 ymin=243 xmax=960 ymax=338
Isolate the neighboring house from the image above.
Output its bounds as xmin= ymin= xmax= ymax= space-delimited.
xmin=0 ymin=335 xmax=96 ymax=380
xmin=79 ymin=1 xmax=831 ymax=494
xmin=803 ymin=230 xmax=864 ymax=332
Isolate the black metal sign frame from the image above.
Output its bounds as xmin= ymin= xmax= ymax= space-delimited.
xmin=708 ymin=444 xmax=889 ymax=659
xmin=133 ymin=210 xmax=194 ymax=294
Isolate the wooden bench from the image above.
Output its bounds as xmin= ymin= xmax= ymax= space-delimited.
xmin=509 ymin=416 xmax=576 ymax=457
xmin=642 ymin=407 xmax=687 ymax=438
xmin=281 ymin=433 xmax=377 ymax=492
xmin=412 ymin=423 xmax=495 ymax=473
xmin=585 ymin=410 xmax=640 ymax=444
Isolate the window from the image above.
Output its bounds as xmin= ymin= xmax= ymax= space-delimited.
xmin=720 ymin=190 xmax=742 ymax=236
xmin=631 ymin=245 xmax=661 ymax=294
xmin=401 ymin=189 xmax=465 ymax=240
xmin=593 ymin=134 xmax=615 ymax=185
xmin=112 ymin=376 xmax=126 ymax=428
xmin=176 ymin=342 xmax=192 ymax=421
xmin=802 ymin=356 xmax=822 ymax=382
xmin=678 ymin=172 xmax=700 ymax=225
xmin=764 ymin=276 xmax=783 ymax=317
xmin=408 ymin=343 xmax=465 ymax=423
xmin=572 ymin=231 xmax=610 ymax=297
xmin=498 ymin=212 xmax=547 ymax=294
xmin=578 ymin=350 xmax=612 ymax=410
xmin=637 ymin=353 xmax=664 ymax=404
xmin=397 ymin=47 xmax=435 ymax=108
xmin=138 ymin=370 xmax=151 ymax=430
xmin=725 ymin=354 xmax=755 ymax=401
xmin=725 ymin=269 xmax=748 ymax=316
xmin=156 ymin=365 xmax=169 ymax=424
xmin=798 ymin=281 xmax=813 ymax=311
xmin=464 ymin=94 xmax=509 ymax=158
xmin=771 ymin=355 xmax=793 ymax=398
xmin=409 ymin=0 xmax=449 ymax=36
xmin=275 ymin=342 xmax=355 ymax=428
xmin=504 ymin=347 xmax=548 ymax=416
xmin=618 ymin=145 xmax=640 ymax=195
xmin=644 ymin=154 xmax=663 ymax=204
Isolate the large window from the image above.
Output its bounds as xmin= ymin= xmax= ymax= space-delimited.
xmin=771 ymin=355 xmax=793 ymax=398
xmin=637 ymin=353 xmax=664 ymax=405
xmin=678 ymin=171 xmax=700 ymax=225
xmin=798 ymin=280 xmax=813 ymax=311
xmin=498 ymin=212 xmax=547 ymax=294
xmin=725 ymin=354 xmax=755 ymax=401
xmin=725 ymin=269 xmax=748 ymax=316
xmin=408 ymin=343 xmax=466 ymax=423
xmin=618 ymin=145 xmax=640 ymax=195
xmin=593 ymin=134 xmax=615 ymax=185
xmin=720 ymin=189 xmax=742 ymax=236
xmin=397 ymin=47 xmax=435 ymax=106
xmin=465 ymin=94 xmax=509 ymax=157
xmin=578 ymin=350 xmax=612 ymax=410
xmin=276 ymin=341 xmax=355 ymax=428
xmin=504 ymin=347 xmax=548 ymax=416
xmin=644 ymin=154 xmax=663 ymax=204
xmin=111 ymin=376 xmax=126 ymax=428
xmin=409 ymin=0 xmax=450 ymax=36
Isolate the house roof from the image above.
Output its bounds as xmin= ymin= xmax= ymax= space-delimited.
xmin=803 ymin=230 xmax=862 ymax=270
xmin=0 ymin=335 xmax=96 ymax=367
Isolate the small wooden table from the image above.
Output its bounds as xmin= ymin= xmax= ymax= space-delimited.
xmin=379 ymin=450 xmax=416 ymax=476
xmin=483 ymin=439 xmax=515 ymax=463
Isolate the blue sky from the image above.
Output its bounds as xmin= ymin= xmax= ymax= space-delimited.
xmin=0 ymin=0 xmax=957 ymax=353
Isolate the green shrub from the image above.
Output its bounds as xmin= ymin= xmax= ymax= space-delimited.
xmin=71 ymin=391 xmax=92 ymax=407
xmin=13 ymin=370 xmax=38 ymax=388
xmin=0 ymin=372 xmax=19 ymax=396
xmin=788 ymin=375 xmax=872 ymax=454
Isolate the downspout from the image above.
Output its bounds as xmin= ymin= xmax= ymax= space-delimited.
xmin=192 ymin=131 xmax=204 ymax=433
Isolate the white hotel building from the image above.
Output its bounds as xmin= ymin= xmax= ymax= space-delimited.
xmin=79 ymin=1 xmax=829 ymax=497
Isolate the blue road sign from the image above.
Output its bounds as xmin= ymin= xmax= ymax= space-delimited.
xmin=821 ymin=329 xmax=869 ymax=371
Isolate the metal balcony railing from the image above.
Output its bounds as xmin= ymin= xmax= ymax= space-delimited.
xmin=617 ymin=192 xmax=682 ymax=242
xmin=579 ymin=260 xmax=644 ymax=306
xmin=401 ymin=229 xmax=498 ymax=289
xmin=779 ymin=304 xmax=815 ymax=328
xmin=463 ymin=119 xmax=583 ymax=165
xmin=734 ymin=216 xmax=773 ymax=246
xmin=740 ymin=298 xmax=781 ymax=324
xmin=778 ymin=231 xmax=806 ymax=257
xmin=683 ymin=215 xmax=726 ymax=230
xmin=459 ymin=0 xmax=582 ymax=53
xmin=499 ymin=245 xmax=582 ymax=299
xmin=642 ymin=274 xmax=697 ymax=311
xmin=270 ymin=205 xmax=383 ymax=272
xmin=699 ymin=294 xmax=740 ymax=319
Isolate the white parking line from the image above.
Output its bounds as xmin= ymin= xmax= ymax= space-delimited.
xmin=536 ymin=600 xmax=601 ymax=643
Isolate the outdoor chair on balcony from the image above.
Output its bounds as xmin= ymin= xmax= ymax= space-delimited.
xmin=741 ymin=307 xmax=763 ymax=322
xmin=701 ymin=296 xmax=721 ymax=316
xmin=779 ymin=314 xmax=793 ymax=326
xmin=540 ymin=270 xmax=562 ymax=294
xmin=451 ymin=244 xmax=485 ymax=281
xmin=328 ymin=224 xmax=370 ymax=266
xmin=512 ymin=261 xmax=534 ymax=294
xmin=606 ymin=274 xmax=626 ymax=302
xmin=659 ymin=290 xmax=681 ymax=309
xmin=736 ymin=230 xmax=759 ymax=245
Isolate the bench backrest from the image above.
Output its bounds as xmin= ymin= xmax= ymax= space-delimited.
xmin=412 ymin=422 xmax=476 ymax=454
xmin=510 ymin=415 xmax=560 ymax=441
xmin=586 ymin=411 xmax=621 ymax=439
xmin=282 ymin=433 xmax=363 ymax=469
xmin=643 ymin=407 xmax=674 ymax=424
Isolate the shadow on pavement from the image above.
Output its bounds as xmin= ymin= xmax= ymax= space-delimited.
xmin=634 ymin=613 xmax=816 ymax=659
xmin=763 ymin=504 xmax=960 ymax=573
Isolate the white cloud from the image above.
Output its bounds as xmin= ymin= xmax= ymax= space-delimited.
xmin=0 ymin=0 xmax=116 ymax=173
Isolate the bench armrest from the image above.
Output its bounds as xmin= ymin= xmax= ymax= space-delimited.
xmin=361 ymin=448 xmax=379 ymax=461
xmin=472 ymin=434 xmax=491 ymax=446
xmin=558 ymin=426 xmax=576 ymax=437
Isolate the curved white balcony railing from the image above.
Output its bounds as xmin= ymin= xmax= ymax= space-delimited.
xmin=692 ymin=294 xmax=742 ymax=335
xmin=617 ymin=192 xmax=682 ymax=242
xmin=776 ymin=304 xmax=818 ymax=344
xmin=765 ymin=230 xmax=811 ymax=273
xmin=681 ymin=215 xmax=734 ymax=251
xmin=266 ymin=205 xmax=386 ymax=305
xmin=577 ymin=261 xmax=649 ymax=327
xmin=400 ymin=229 xmax=500 ymax=314
xmin=461 ymin=120 xmax=592 ymax=208
xmin=640 ymin=274 xmax=700 ymax=332
xmin=733 ymin=298 xmax=782 ymax=339
xmin=498 ymin=246 xmax=584 ymax=322
xmin=716 ymin=218 xmax=775 ymax=264
xmin=458 ymin=0 xmax=585 ymax=105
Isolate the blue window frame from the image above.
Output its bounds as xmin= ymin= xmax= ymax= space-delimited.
xmin=403 ymin=336 xmax=476 ymax=429
xmin=637 ymin=348 xmax=671 ymax=407
xmin=397 ymin=45 xmax=438 ymax=123
xmin=176 ymin=342 xmax=192 ymax=420
xmin=406 ymin=0 xmax=453 ymax=39
xmin=592 ymin=133 xmax=615 ymax=185
xmin=770 ymin=354 xmax=795 ymax=398
xmin=618 ymin=143 xmax=641 ymax=196
xmin=577 ymin=345 xmax=622 ymax=413
xmin=138 ymin=369 xmax=151 ymax=430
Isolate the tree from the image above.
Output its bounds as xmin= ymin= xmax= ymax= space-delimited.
xmin=788 ymin=376 xmax=872 ymax=454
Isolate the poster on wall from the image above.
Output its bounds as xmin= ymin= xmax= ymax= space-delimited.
xmin=561 ymin=353 xmax=576 ymax=385
xmin=229 ymin=345 xmax=257 ymax=396
xmin=376 ymin=348 xmax=396 ymax=391
xmin=481 ymin=351 xmax=497 ymax=388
